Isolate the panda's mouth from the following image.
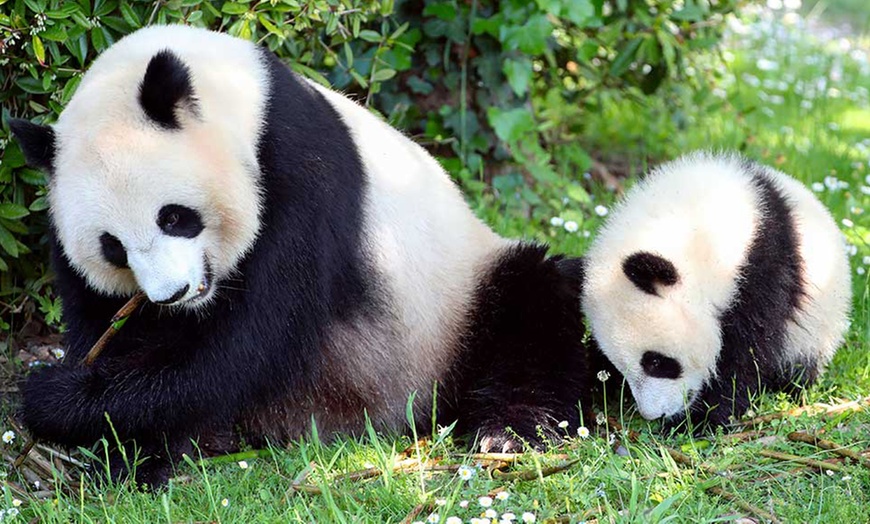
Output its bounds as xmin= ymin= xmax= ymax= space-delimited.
xmin=188 ymin=257 xmax=214 ymax=303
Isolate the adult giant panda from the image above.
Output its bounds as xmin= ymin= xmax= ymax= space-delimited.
xmin=582 ymin=152 xmax=851 ymax=428
xmin=10 ymin=25 xmax=589 ymax=485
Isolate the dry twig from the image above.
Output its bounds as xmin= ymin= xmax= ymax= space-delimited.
xmin=758 ymin=450 xmax=845 ymax=473
xmin=787 ymin=431 xmax=870 ymax=468
xmin=735 ymin=396 xmax=870 ymax=428
xmin=491 ymin=459 xmax=579 ymax=481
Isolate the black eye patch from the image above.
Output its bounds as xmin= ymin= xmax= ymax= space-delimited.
xmin=100 ymin=233 xmax=128 ymax=269
xmin=157 ymin=204 xmax=204 ymax=238
xmin=641 ymin=351 xmax=683 ymax=379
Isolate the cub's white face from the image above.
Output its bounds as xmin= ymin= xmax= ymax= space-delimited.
xmin=583 ymin=153 xmax=760 ymax=420
xmin=44 ymin=26 xmax=269 ymax=307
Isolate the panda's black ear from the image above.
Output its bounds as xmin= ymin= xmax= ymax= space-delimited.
xmin=622 ymin=251 xmax=679 ymax=296
xmin=138 ymin=49 xmax=197 ymax=130
xmin=8 ymin=118 xmax=56 ymax=173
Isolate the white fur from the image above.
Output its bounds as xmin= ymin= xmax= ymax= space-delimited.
xmin=309 ymin=84 xmax=507 ymax=423
xmin=583 ymin=152 xmax=851 ymax=420
xmin=49 ymin=25 xmax=267 ymax=302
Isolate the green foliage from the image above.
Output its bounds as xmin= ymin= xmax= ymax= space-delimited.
xmin=0 ymin=0 xmax=738 ymax=331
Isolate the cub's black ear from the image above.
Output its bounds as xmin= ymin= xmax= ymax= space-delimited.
xmin=138 ymin=49 xmax=197 ymax=129
xmin=8 ymin=118 xmax=56 ymax=172
xmin=622 ymin=251 xmax=679 ymax=296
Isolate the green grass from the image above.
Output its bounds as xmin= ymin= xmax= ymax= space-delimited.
xmin=3 ymin=7 xmax=870 ymax=524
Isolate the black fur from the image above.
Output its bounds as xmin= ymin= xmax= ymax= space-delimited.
xmin=622 ymin=251 xmax=679 ymax=296
xmin=641 ymin=351 xmax=682 ymax=380
xmin=138 ymin=50 xmax=197 ymax=129
xmin=22 ymin=48 xmax=378 ymax=486
xmin=157 ymin=204 xmax=204 ymax=238
xmin=8 ymin=118 xmax=55 ymax=172
xmin=99 ymin=233 xmax=128 ymax=269
xmin=450 ymin=245 xmax=590 ymax=452
xmin=685 ymin=164 xmax=807 ymax=428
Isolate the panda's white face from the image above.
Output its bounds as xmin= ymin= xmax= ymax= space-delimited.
xmin=583 ymin=153 xmax=761 ymax=420
xmin=43 ymin=25 xmax=269 ymax=307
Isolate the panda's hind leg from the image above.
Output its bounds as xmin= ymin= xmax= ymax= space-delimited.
xmin=453 ymin=244 xmax=590 ymax=452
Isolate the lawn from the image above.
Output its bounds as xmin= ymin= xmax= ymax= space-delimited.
xmin=3 ymin=4 xmax=870 ymax=524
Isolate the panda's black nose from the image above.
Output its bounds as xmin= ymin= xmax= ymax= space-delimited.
xmin=154 ymin=284 xmax=190 ymax=305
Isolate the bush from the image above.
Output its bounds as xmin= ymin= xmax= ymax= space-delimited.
xmin=0 ymin=0 xmax=738 ymax=333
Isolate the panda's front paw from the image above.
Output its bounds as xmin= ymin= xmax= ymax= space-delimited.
xmin=22 ymin=364 xmax=95 ymax=445
xmin=478 ymin=431 xmax=526 ymax=454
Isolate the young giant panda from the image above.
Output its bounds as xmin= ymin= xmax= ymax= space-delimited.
xmin=10 ymin=25 xmax=589 ymax=485
xmin=582 ymin=152 xmax=851 ymax=428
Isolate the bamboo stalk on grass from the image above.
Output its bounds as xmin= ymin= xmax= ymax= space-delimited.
xmin=787 ymin=431 xmax=870 ymax=467
xmin=734 ymin=395 xmax=870 ymax=428
xmin=758 ymin=449 xmax=845 ymax=472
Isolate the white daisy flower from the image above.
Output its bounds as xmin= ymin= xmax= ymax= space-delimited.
xmin=594 ymin=205 xmax=608 ymax=217
xmin=2 ymin=430 xmax=15 ymax=444
xmin=550 ymin=217 xmax=565 ymax=227
xmin=485 ymin=509 xmax=498 ymax=519
xmin=238 ymin=460 xmax=248 ymax=469
xmin=221 ymin=498 xmax=229 ymax=507
xmin=577 ymin=426 xmax=590 ymax=439
xmin=459 ymin=500 xmax=469 ymax=508
xmin=11 ymin=499 xmax=21 ymax=507
xmin=435 ymin=498 xmax=447 ymax=506
xmin=862 ymin=256 xmax=870 ymax=265
xmin=557 ymin=420 xmax=569 ymax=429
xmin=479 ymin=496 xmax=493 ymax=508
xmin=597 ymin=370 xmax=610 ymax=382
xmin=446 ymin=517 xmax=462 ymax=524
xmin=811 ymin=182 xmax=824 ymax=192
xmin=457 ymin=465 xmax=475 ymax=481
xmin=495 ymin=491 xmax=510 ymax=501
xmin=426 ymin=513 xmax=440 ymax=524
xmin=502 ymin=512 xmax=516 ymax=521
xmin=842 ymin=219 xmax=854 ymax=228
xmin=522 ymin=513 xmax=537 ymax=523
xmin=857 ymin=267 xmax=866 ymax=275
xmin=50 ymin=348 xmax=65 ymax=359
xmin=564 ymin=221 xmax=579 ymax=233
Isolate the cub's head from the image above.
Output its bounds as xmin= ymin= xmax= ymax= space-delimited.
xmin=584 ymin=249 xmax=723 ymax=420
xmin=10 ymin=26 xmax=267 ymax=308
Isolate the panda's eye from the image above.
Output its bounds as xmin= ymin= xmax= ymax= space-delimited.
xmin=157 ymin=204 xmax=203 ymax=238
xmin=100 ymin=233 xmax=128 ymax=269
xmin=641 ymin=351 xmax=682 ymax=379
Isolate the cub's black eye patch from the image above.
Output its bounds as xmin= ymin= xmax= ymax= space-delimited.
xmin=158 ymin=204 xmax=203 ymax=238
xmin=641 ymin=351 xmax=682 ymax=379
xmin=100 ymin=233 xmax=128 ymax=269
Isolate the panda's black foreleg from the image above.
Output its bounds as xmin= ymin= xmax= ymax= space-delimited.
xmin=454 ymin=245 xmax=590 ymax=452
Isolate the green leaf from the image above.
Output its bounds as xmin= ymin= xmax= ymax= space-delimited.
xmin=610 ymin=36 xmax=643 ymax=76
xmin=422 ymin=2 xmax=456 ymax=21
xmin=119 ymin=1 xmax=141 ymax=28
xmin=29 ymin=196 xmax=49 ymax=212
xmin=501 ymin=14 xmax=552 ymax=55
xmin=91 ymin=26 xmax=106 ymax=52
xmin=32 ymin=35 xmax=46 ymax=64
xmin=371 ymin=68 xmax=396 ymax=82
xmin=565 ymin=0 xmax=596 ymax=26
xmin=0 ymin=225 xmax=19 ymax=258
xmin=487 ymin=107 xmax=535 ymax=143
xmin=503 ymin=58 xmax=532 ymax=97
xmin=0 ymin=257 xmax=8 ymax=272
xmin=566 ymin=184 xmax=590 ymax=203
xmin=0 ymin=204 xmax=30 ymax=220
xmin=17 ymin=168 xmax=46 ymax=186
xmin=221 ymin=2 xmax=248 ymax=15
xmin=358 ymin=29 xmax=381 ymax=43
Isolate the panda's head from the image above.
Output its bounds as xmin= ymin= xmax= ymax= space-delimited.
xmin=583 ymin=153 xmax=758 ymax=421
xmin=585 ymin=251 xmax=722 ymax=420
xmin=10 ymin=26 xmax=267 ymax=308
